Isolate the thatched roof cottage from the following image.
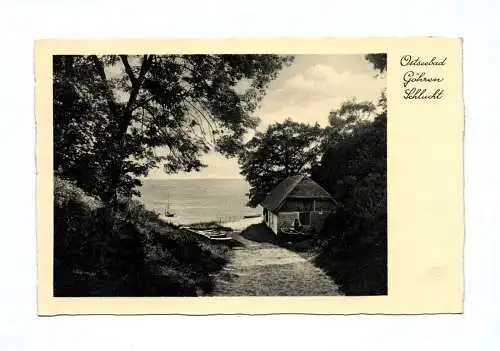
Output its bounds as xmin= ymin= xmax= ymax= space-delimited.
xmin=261 ymin=175 xmax=336 ymax=235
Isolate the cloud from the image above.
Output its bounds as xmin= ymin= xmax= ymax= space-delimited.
xmin=151 ymin=55 xmax=386 ymax=179
xmin=282 ymin=64 xmax=383 ymax=103
xmin=255 ymin=60 xmax=386 ymax=130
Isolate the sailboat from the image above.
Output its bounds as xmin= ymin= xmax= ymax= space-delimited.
xmin=164 ymin=193 xmax=175 ymax=217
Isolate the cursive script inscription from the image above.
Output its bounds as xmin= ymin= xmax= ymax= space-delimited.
xmin=403 ymin=71 xmax=444 ymax=88
xmin=401 ymin=55 xmax=447 ymax=100
xmin=404 ymin=88 xmax=444 ymax=99
xmin=400 ymin=55 xmax=447 ymax=66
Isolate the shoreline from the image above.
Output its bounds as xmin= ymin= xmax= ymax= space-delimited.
xmin=221 ymin=216 xmax=263 ymax=231
xmin=159 ymin=214 xmax=263 ymax=229
xmin=158 ymin=215 xmax=264 ymax=241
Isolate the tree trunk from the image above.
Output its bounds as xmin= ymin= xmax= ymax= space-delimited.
xmin=91 ymin=55 xmax=153 ymax=206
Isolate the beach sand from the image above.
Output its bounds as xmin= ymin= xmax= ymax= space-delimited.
xmin=222 ymin=216 xmax=263 ymax=231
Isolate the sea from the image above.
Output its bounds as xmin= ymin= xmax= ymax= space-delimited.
xmin=136 ymin=178 xmax=262 ymax=225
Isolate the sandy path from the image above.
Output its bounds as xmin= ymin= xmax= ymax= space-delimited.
xmin=210 ymin=224 xmax=342 ymax=296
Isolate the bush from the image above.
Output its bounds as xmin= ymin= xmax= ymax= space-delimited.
xmin=315 ymin=209 xmax=387 ymax=295
xmin=53 ymin=176 xmax=230 ymax=297
xmin=311 ymin=114 xmax=387 ymax=296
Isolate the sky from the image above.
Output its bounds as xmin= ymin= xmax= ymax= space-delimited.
xmin=145 ymin=54 xmax=386 ymax=180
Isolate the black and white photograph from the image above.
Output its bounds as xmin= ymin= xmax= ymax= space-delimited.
xmin=53 ymin=53 xmax=387 ymax=298
xmin=2 ymin=0 xmax=492 ymax=345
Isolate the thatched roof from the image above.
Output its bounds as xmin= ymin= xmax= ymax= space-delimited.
xmin=261 ymin=175 xmax=333 ymax=212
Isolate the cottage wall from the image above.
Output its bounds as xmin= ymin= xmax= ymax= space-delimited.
xmin=280 ymin=198 xmax=335 ymax=212
xmin=267 ymin=211 xmax=279 ymax=234
xmin=280 ymin=199 xmax=313 ymax=212
xmin=277 ymin=202 xmax=334 ymax=234
xmin=277 ymin=211 xmax=331 ymax=234
xmin=278 ymin=212 xmax=299 ymax=231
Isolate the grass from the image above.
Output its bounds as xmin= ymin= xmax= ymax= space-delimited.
xmin=53 ymin=177 xmax=233 ymax=297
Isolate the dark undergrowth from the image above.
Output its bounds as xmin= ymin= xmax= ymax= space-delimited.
xmin=311 ymin=113 xmax=388 ymax=296
xmin=53 ymin=177 xmax=231 ymax=297
xmin=314 ymin=209 xmax=387 ymax=296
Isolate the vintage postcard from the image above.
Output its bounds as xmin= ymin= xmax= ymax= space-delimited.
xmin=36 ymin=38 xmax=464 ymax=315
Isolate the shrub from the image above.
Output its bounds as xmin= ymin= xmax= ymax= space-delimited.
xmin=315 ymin=210 xmax=387 ymax=295
xmin=311 ymin=113 xmax=387 ymax=296
xmin=53 ymin=176 xmax=230 ymax=297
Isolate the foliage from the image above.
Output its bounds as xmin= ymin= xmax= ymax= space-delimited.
xmin=53 ymin=54 xmax=294 ymax=203
xmin=314 ymin=111 xmax=386 ymax=211
xmin=302 ymin=54 xmax=388 ymax=295
xmin=321 ymin=98 xmax=377 ymax=148
xmin=53 ymin=177 xmax=231 ymax=297
xmin=314 ymin=207 xmax=387 ymax=295
xmin=239 ymin=118 xmax=325 ymax=207
xmin=311 ymin=102 xmax=387 ymax=295
xmin=365 ymin=53 xmax=387 ymax=74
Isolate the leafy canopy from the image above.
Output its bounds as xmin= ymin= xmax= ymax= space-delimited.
xmin=365 ymin=53 xmax=387 ymax=74
xmin=239 ymin=118 xmax=325 ymax=207
xmin=310 ymin=68 xmax=388 ymax=294
xmin=54 ymin=54 xmax=294 ymax=201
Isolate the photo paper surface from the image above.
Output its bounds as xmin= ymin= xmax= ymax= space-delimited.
xmin=36 ymin=38 xmax=464 ymax=315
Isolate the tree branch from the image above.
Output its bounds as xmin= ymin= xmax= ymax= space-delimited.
xmin=185 ymin=98 xmax=217 ymax=141
xmin=130 ymin=96 xmax=155 ymax=112
xmin=90 ymin=55 xmax=118 ymax=118
xmin=119 ymin=55 xmax=137 ymax=86
xmin=118 ymin=55 xmax=154 ymax=136
xmin=126 ymin=55 xmax=153 ymax=112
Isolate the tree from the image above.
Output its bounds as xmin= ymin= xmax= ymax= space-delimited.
xmin=321 ymin=98 xmax=377 ymax=151
xmin=239 ymin=118 xmax=325 ymax=207
xmin=365 ymin=53 xmax=387 ymax=74
xmin=313 ymin=111 xmax=386 ymax=214
xmin=313 ymin=96 xmax=383 ymax=207
xmin=312 ymin=111 xmax=387 ymax=295
xmin=53 ymin=54 xmax=294 ymax=203
xmin=310 ymin=57 xmax=387 ymax=293
xmin=301 ymin=54 xmax=388 ymax=295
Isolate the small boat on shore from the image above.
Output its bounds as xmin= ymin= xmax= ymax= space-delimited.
xmin=243 ymin=214 xmax=261 ymax=219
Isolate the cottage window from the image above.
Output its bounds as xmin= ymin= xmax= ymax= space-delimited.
xmin=299 ymin=212 xmax=311 ymax=225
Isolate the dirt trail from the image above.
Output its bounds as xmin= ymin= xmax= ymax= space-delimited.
xmin=210 ymin=224 xmax=341 ymax=296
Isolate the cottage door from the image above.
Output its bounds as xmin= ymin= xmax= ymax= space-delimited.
xmin=299 ymin=212 xmax=311 ymax=225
